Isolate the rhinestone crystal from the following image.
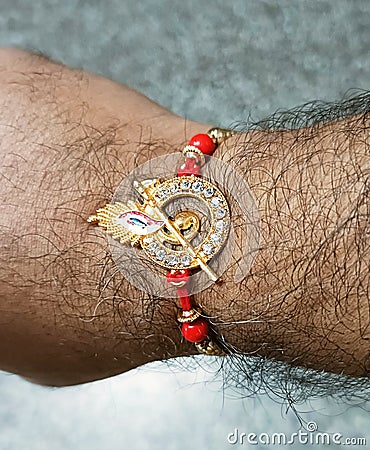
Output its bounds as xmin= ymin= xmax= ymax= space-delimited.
xmin=156 ymin=249 xmax=167 ymax=261
xmin=215 ymin=220 xmax=227 ymax=232
xmin=210 ymin=233 xmax=222 ymax=245
xmin=180 ymin=179 xmax=191 ymax=190
xmin=170 ymin=183 xmax=179 ymax=194
xmin=148 ymin=241 xmax=159 ymax=254
xmin=202 ymin=243 xmax=214 ymax=255
xmin=203 ymin=187 xmax=215 ymax=198
xmin=210 ymin=196 xmax=223 ymax=208
xmin=215 ymin=208 xmax=226 ymax=219
xmin=191 ymin=180 xmax=204 ymax=193
xmin=157 ymin=188 xmax=169 ymax=200
xmin=165 ymin=254 xmax=179 ymax=267
xmin=181 ymin=254 xmax=193 ymax=267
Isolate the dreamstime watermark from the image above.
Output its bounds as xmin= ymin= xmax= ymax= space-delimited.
xmin=227 ymin=422 xmax=367 ymax=446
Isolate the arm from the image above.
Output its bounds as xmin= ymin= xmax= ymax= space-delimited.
xmin=0 ymin=49 xmax=369 ymax=386
xmin=208 ymin=112 xmax=370 ymax=379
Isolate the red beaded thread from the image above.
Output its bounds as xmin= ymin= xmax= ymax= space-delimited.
xmin=177 ymin=158 xmax=200 ymax=177
xmin=182 ymin=318 xmax=209 ymax=343
xmin=177 ymin=287 xmax=192 ymax=312
xmin=189 ymin=134 xmax=216 ymax=156
xmin=167 ymin=133 xmax=217 ymax=346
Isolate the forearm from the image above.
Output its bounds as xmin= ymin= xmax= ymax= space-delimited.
xmin=203 ymin=113 xmax=370 ymax=377
xmin=0 ymin=50 xmax=369 ymax=386
xmin=0 ymin=49 xmax=204 ymax=385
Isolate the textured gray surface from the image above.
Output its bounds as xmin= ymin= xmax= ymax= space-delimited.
xmin=1 ymin=0 xmax=369 ymax=124
xmin=0 ymin=1 xmax=369 ymax=449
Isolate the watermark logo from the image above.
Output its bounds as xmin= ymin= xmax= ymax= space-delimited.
xmin=227 ymin=422 xmax=367 ymax=446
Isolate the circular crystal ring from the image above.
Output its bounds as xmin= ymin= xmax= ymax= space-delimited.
xmin=140 ymin=175 xmax=231 ymax=270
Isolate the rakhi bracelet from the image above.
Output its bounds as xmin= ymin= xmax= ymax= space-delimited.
xmin=88 ymin=128 xmax=235 ymax=356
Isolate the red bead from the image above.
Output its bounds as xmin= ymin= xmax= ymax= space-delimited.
xmin=182 ymin=318 xmax=209 ymax=343
xmin=166 ymin=269 xmax=190 ymax=287
xmin=189 ymin=134 xmax=216 ymax=156
xmin=177 ymin=286 xmax=192 ymax=311
xmin=177 ymin=158 xmax=201 ymax=176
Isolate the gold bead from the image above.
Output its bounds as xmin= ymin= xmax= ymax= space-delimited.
xmin=182 ymin=145 xmax=206 ymax=166
xmin=177 ymin=307 xmax=203 ymax=323
xmin=207 ymin=127 xmax=236 ymax=146
xmin=195 ymin=337 xmax=225 ymax=356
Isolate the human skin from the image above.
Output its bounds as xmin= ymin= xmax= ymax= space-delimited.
xmin=0 ymin=49 xmax=369 ymax=386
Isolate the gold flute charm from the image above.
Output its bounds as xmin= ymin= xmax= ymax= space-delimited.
xmin=88 ymin=174 xmax=231 ymax=281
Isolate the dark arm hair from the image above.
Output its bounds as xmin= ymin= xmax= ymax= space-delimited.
xmin=0 ymin=50 xmax=369 ymax=411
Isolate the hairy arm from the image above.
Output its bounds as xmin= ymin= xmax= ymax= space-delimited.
xmin=206 ymin=112 xmax=370 ymax=378
xmin=0 ymin=49 xmax=369 ymax=387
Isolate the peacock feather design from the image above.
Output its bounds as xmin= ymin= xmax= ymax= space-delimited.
xmin=87 ymin=201 xmax=165 ymax=246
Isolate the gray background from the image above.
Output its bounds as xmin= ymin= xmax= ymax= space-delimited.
xmin=0 ymin=0 xmax=369 ymax=449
